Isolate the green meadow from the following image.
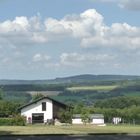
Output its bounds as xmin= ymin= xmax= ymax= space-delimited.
xmin=67 ymin=85 xmax=118 ymax=92
xmin=0 ymin=125 xmax=140 ymax=135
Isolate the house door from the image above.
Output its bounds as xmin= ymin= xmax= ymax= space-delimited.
xmin=32 ymin=113 xmax=44 ymax=123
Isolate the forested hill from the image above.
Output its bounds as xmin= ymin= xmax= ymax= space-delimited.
xmin=0 ymin=74 xmax=140 ymax=85
xmin=0 ymin=80 xmax=49 ymax=85
xmin=54 ymin=74 xmax=140 ymax=83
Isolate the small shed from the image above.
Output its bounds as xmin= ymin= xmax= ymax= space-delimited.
xmin=72 ymin=114 xmax=83 ymax=124
xmin=72 ymin=114 xmax=105 ymax=125
xmin=90 ymin=114 xmax=105 ymax=125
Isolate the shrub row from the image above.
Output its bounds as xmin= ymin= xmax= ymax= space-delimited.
xmin=0 ymin=115 xmax=26 ymax=126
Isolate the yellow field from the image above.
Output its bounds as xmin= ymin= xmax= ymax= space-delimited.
xmin=67 ymin=85 xmax=117 ymax=92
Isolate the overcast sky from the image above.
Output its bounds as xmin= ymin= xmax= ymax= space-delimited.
xmin=0 ymin=0 xmax=140 ymax=79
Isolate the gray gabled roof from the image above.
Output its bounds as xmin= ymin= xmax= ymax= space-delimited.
xmin=90 ymin=114 xmax=104 ymax=119
xmin=73 ymin=114 xmax=104 ymax=119
xmin=19 ymin=96 xmax=69 ymax=110
xmin=73 ymin=114 xmax=81 ymax=118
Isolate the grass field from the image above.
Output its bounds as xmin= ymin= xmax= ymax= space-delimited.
xmin=123 ymin=92 xmax=140 ymax=97
xmin=0 ymin=125 xmax=140 ymax=135
xmin=67 ymin=85 xmax=118 ymax=92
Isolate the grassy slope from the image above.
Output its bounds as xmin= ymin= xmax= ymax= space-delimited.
xmin=66 ymin=85 xmax=118 ymax=92
xmin=123 ymin=92 xmax=140 ymax=97
xmin=0 ymin=125 xmax=140 ymax=135
xmin=2 ymin=80 xmax=140 ymax=103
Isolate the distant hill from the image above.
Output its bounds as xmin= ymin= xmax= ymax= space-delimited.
xmin=54 ymin=74 xmax=140 ymax=83
xmin=1 ymin=74 xmax=140 ymax=104
xmin=0 ymin=80 xmax=49 ymax=85
xmin=0 ymin=74 xmax=140 ymax=85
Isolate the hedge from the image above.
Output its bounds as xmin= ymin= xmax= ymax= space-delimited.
xmin=0 ymin=118 xmax=13 ymax=126
xmin=0 ymin=115 xmax=26 ymax=126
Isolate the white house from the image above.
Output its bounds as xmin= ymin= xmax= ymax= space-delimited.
xmin=72 ymin=114 xmax=105 ymax=125
xmin=19 ymin=96 xmax=68 ymax=124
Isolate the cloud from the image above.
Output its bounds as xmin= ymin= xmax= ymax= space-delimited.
xmin=60 ymin=52 xmax=116 ymax=67
xmin=44 ymin=9 xmax=140 ymax=51
xmin=0 ymin=9 xmax=139 ymax=51
xmin=0 ymin=17 xmax=29 ymax=33
xmin=90 ymin=0 xmax=117 ymax=2
xmin=90 ymin=0 xmax=140 ymax=11
xmin=0 ymin=9 xmax=101 ymax=47
xmin=80 ymin=21 xmax=140 ymax=50
xmin=63 ymin=9 xmax=104 ymax=38
xmin=0 ymin=9 xmax=140 ymax=77
xmin=33 ymin=53 xmax=51 ymax=62
xmin=119 ymin=0 xmax=140 ymax=11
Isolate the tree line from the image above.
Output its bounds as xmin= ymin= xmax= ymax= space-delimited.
xmin=71 ymin=96 xmax=140 ymax=124
xmin=1 ymin=88 xmax=140 ymax=125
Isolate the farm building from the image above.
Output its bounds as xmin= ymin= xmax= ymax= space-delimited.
xmin=72 ymin=114 xmax=105 ymax=125
xmin=19 ymin=96 xmax=69 ymax=124
xmin=72 ymin=114 xmax=83 ymax=124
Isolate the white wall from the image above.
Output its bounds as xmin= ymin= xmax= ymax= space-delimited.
xmin=72 ymin=118 xmax=105 ymax=125
xmin=21 ymin=98 xmax=53 ymax=123
xmin=91 ymin=119 xmax=104 ymax=124
xmin=113 ymin=117 xmax=121 ymax=124
xmin=72 ymin=118 xmax=83 ymax=124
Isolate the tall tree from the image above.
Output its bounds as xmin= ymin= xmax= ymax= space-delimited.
xmin=32 ymin=93 xmax=44 ymax=101
xmin=81 ymin=107 xmax=90 ymax=125
xmin=59 ymin=109 xmax=72 ymax=124
xmin=0 ymin=88 xmax=4 ymax=100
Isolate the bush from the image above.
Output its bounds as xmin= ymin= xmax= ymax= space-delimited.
xmin=0 ymin=115 xmax=26 ymax=126
xmin=0 ymin=118 xmax=13 ymax=126
xmin=11 ymin=114 xmax=26 ymax=126
xmin=59 ymin=109 xmax=72 ymax=124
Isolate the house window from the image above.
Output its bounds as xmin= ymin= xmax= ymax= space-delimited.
xmin=42 ymin=102 xmax=46 ymax=111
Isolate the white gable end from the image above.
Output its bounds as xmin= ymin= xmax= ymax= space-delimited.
xmin=21 ymin=98 xmax=53 ymax=123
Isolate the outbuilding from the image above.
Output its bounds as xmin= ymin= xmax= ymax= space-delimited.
xmin=72 ymin=114 xmax=83 ymax=124
xmin=72 ymin=114 xmax=105 ymax=125
xmin=90 ymin=114 xmax=105 ymax=125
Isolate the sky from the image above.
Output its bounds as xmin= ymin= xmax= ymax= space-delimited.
xmin=0 ymin=0 xmax=140 ymax=80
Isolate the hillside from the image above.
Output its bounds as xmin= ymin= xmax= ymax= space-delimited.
xmin=54 ymin=74 xmax=140 ymax=83
xmin=0 ymin=74 xmax=140 ymax=85
xmin=1 ymin=74 xmax=140 ymax=104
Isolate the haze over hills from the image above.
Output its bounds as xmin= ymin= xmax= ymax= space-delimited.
xmin=0 ymin=74 xmax=140 ymax=85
